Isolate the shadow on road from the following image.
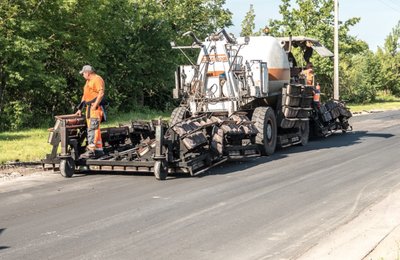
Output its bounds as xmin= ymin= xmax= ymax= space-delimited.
xmin=0 ymin=228 xmax=10 ymax=250
xmin=61 ymin=130 xmax=394 ymax=181
xmin=286 ymin=130 xmax=394 ymax=155
xmin=196 ymin=153 xmax=289 ymax=178
xmin=191 ymin=130 xmax=395 ymax=178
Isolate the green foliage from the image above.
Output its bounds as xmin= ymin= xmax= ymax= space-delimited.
xmin=340 ymin=51 xmax=381 ymax=103
xmin=240 ymin=4 xmax=255 ymax=37
xmin=0 ymin=0 xmax=232 ymax=131
xmin=1 ymin=101 xmax=31 ymax=130
xmin=341 ymin=20 xmax=400 ymax=103
xmin=267 ymin=0 xmax=368 ymax=100
xmin=376 ymin=20 xmax=400 ymax=97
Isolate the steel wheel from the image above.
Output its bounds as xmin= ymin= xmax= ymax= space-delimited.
xmin=60 ymin=157 xmax=75 ymax=178
xmin=170 ymin=107 xmax=188 ymax=126
xmin=154 ymin=160 xmax=168 ymax=180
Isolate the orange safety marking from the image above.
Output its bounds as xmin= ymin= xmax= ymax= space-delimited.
xmin=268 ymin=68 xmax=290 ymax=81
xmin=206 ymin=70 xmax=225 ymax=77
xmin=201 ymin=54 xmax=228 ymax=63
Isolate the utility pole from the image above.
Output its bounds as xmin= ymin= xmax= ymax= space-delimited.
xmin=334 ymin=0 xmax=339 ymax=99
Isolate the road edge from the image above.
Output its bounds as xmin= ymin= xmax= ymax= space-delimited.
xmin=297 ymin=183 xmax=400 ymax=259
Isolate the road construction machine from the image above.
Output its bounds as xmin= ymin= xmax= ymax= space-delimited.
xmin=43 ymin=29 xmax=352 ymax=180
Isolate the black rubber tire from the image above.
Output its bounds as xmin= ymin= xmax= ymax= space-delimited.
xmin=170 ymin=107 xmax=188 ymax=126
xmin=253 ymin=107 xmax=277 ymax=156
xmin=60 ymin=158 xmax=75 ymax=178
xmin=299 ymin=120 xmax=310 ymax=146
xmin=154 ymin=160 xmax=168 ymax=180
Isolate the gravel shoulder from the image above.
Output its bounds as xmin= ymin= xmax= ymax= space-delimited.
xmin=0 ymin=164 xmax=47 ymax=182
xmin=299 ymin=183 xmax=400 ymax=259
xmin=296 ymin=110 xmax=400 ymax=260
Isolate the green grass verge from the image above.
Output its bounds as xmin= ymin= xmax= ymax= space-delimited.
xmin=347 ymin=101 xmax=400 ymax=113
xmin=347 ymin=93 xmax=400 ymax=113
xmin=0 ymin=109 xmax=171 ymax=164
xmin=0 ymin=128 xmax=49 ymax=164
xmin=102 ymin=109 xmax=171 ymax=128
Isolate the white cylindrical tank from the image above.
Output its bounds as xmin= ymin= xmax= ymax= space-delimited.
xmin=238 ymin=36 xmax=290 ymax=95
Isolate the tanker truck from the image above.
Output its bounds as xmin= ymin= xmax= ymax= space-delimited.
xmin=170 ymin=30 xmax=351 ymax=153
xmin=43 ymin=29 xmax=352 ymax=180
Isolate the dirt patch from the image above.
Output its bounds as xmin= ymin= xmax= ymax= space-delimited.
xmin=0 ymin=163 xmax=49 ymax=182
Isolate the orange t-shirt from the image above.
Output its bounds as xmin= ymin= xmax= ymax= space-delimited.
xmin=302 ymin=69 xmax=314 ymax=86
xmin=83 ymin=74 xmax=105 ymax=102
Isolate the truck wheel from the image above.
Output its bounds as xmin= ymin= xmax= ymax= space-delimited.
xmin=154 ymin=160 xmax=168 ymax=180
xmin=299 ymin=120 xmax=310 ymax=146
xmin=60 ymin=158 xmax=75 ymax=178
xmin=253 ymin=107 xmax=277 ymax=155
xmin=170 ymin=107 xmax=188 ymax=126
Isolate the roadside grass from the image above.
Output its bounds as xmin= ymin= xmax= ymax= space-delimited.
xmin=0 ymin=109 xmax=171 ymax=164
xmin=347 ymin=93 xmax=400 ymax=113
xmin=348 ymin=101 xmax=400 ymax=113
xmin=102 ymin=109 xmax=171 ymax=128
xmin=0 ymin=128 xmax=49 ymax=164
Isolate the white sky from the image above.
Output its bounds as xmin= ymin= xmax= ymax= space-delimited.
xmin=224 ymin=0 xmax=400 ymax=51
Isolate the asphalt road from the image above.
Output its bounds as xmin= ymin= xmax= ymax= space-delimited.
xmin=1 ymin=110 xmax=400 ymax=260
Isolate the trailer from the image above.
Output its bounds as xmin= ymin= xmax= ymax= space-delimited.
xmin=42 ymin=114 xmax=231 ymax=180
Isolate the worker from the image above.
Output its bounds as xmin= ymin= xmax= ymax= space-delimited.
xmin=287 ymin=52 xmax=297 ymax=68
xmin=301 ymin=62 xmax=314 ymax=86
xmin=301 ymin=62 xmax=320 ymax=107
xmin=303 ymin=40 xmax=313 ymax=63
xmin=75 ymin=65 xmax=106 ymax=159
xmin=313 ymin=82 xmax=321 ymax=108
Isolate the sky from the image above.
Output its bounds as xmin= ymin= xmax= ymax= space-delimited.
xmin=224 ymin=0 xmax=400 ymax=51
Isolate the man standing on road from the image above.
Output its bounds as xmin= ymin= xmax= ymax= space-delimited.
xmin=75 ymin=65 xmax=105 ymax=158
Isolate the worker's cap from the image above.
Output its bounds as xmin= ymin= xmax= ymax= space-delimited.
xmin=79 ymin=65 xmax=94 ymax=74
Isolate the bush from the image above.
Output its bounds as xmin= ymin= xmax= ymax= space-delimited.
xmin=340 ymin=51 xmax=381 ymax=103
xmin=1 ymin=101 xmax=32 ymax=130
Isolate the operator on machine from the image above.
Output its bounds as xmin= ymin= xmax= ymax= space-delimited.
xmin=75 ymin=65 xmax=106 ymax=159
xmin=301 ymin=62 xmax=315 ymax=86
xmin=301 ymin=62 xmax=321 ymax=107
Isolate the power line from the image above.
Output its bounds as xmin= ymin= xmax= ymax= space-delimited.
xmin=377 ymin=0 xmax=400 ymax=14
xmin=387 ymin=0 xmax=400 ymax=9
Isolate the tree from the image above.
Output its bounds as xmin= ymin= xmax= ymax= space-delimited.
xmin=240 ymin=4 xmax=255 ymax=37
xmin=376 ymin=20 xmax=400 ymax=96
xmin=267 ymin=0 xmax=368 ymax=99
xmin=0 ymin=0 xmax=233 ymax=131
xmin=160 ymin=0 xmax=232 ymax=40
xmin=0 ymin=0 xmax=52 ymax=129
xmin=340 ymin=50 xmax=381 ymax=103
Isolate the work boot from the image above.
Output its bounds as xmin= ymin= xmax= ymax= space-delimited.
xmin=79 ymin=150 xmax=95 ymax=159
xmin=94 ymin=150 xmax=105 ymax=158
